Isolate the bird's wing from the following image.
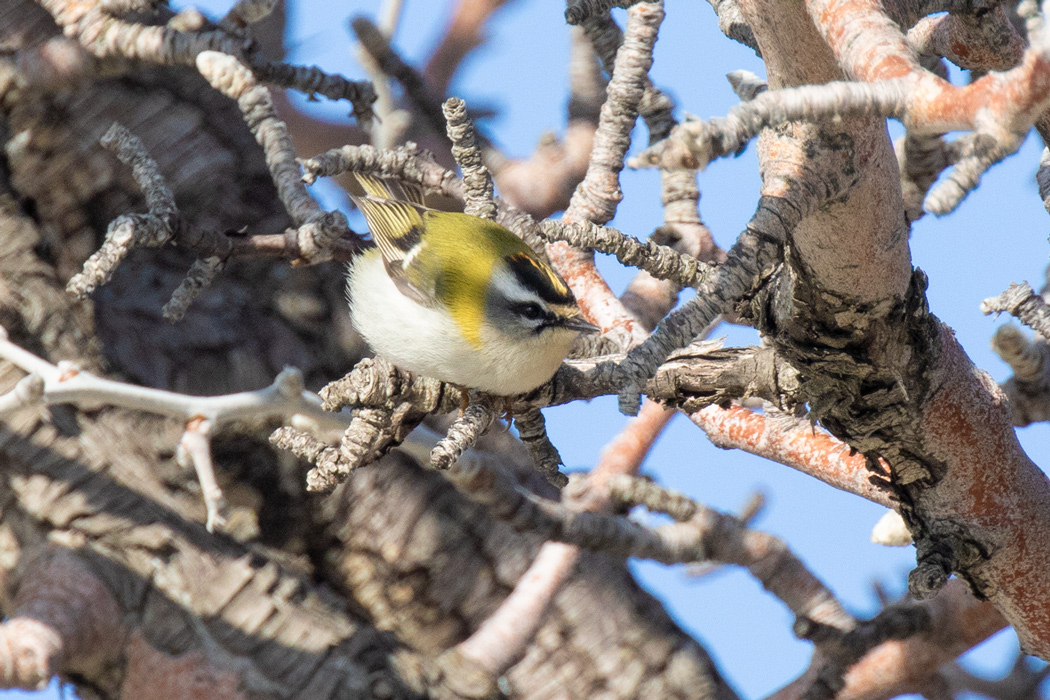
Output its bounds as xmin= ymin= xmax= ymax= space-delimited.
xmin=353 ymin=172 xmax=426 ymax=206
xmin=349 ymin=174 xmax=434 ymax=306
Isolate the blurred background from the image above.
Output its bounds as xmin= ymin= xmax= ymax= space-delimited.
xmin=12 ymin=0 xmax=1050 ymax=698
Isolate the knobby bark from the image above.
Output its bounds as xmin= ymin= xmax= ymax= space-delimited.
xmin=0 ymin=1 xmax=736 ymax=698
xmin=3 ymin=0 xmax=1050 ymax=698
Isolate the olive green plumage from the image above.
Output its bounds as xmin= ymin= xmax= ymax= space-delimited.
xmin=345 ymin=173 xmax=598 ymax=395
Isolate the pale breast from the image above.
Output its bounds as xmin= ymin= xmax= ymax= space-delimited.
xmin=346 ymin=252 xmax=575 ymax=394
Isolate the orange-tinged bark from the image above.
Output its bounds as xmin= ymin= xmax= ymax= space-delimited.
xmin=807 ymin=0 xmax=1050 ymax=133
xmin=919 ymin=328 xmax=1050 ymax=656
xmin=690 ymin=404 xmax=893 ymax=508
xmin=741 ymin=0 xmax=1050 ymax=659
xmin=547 ymin=240 xmax=643 ymax=342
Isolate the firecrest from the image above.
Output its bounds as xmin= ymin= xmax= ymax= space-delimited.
xmin=345 ymin=173 xmax=599 ymax=395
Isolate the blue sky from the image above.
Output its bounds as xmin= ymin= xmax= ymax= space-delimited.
xmin=299 ymin=1 xmax=1045 ymax=695
xmin=19 ymin=1 xmax=1050 ymax=698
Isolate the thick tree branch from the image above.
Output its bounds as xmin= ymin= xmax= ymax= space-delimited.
xmin=727 ymin=0 xmax=1050 ymax=657
xmin=0 ymin=550 xmax=126 ymax=689
xmin=767 ymin=580 xmax=1005 ymax=700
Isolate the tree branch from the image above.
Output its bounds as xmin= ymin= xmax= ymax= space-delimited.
xmin=553 ymin=1 xmax=665 ymax=348
xmin=0 ymin=550 xmax=126 ymax=689
xmin=688 ymin=404 xmax=896 ymax=508
xmin=443 ymin=97 xmax=497 ymax=220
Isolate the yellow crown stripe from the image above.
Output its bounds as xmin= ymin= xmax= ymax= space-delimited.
xmin=516 ymin=253 xmax=568 ymax=291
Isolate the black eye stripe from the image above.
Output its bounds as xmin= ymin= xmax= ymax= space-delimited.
xmin=506 ymin=253 xmax=575 ymax=306
xmin=511 ymin=301 xmax=553 ymax=322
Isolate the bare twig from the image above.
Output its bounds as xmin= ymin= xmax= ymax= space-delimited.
xmin=67 ymin=124 xmax=180 ymax=298
xmin=924 ymin=129 xmax=1024 ymax=215
xmin=565 ymin=0 xmax=644 ymax=25
xmin=38 ymin=0 xmax=376 ymax=121
xmin=220 ymin=0 xmax=279 ymax=32
xmin=982 ymin=282 xmax=1050 ymax=340
xmin=491 ymin=25 xmax=601 ymax=219
xmin=609 ymin=474 xmax=856 ymax=631
xmin=70 ymin=81 xmax=364 ymax=307
xmin=785 ymin=0 xmax=1050 ymax=220
xmin=767 ymin=580 xmax=1006 ymax=700
xmin=288 ymin=357 xmax=456 ymax=493
xmin=438 ymin=541 xmax=578 ymax=697
xmin=269 ymin=426 xmax=352 ymax=489
xmin=162 ymin=256 xmax=225 ymax=322
xmin=907 ymin=6 xmax=1025 ymax=73
xmin=443 ymin=97 xmax=497 ymax=220
xmin=539 ymin=219 xmax=713 ymax=288
xmin=941 ymin=651 xmax=1050 ymax=700
xmin=513 ymin=408 xmax=567 ymax=487
xmin=225 ymin=230 xmax=365 ymax=262
xmin=796 ymin=605 xmax=931 ymax=700
xmin=992 ymin=325 xmax=1050 ymax=383
xmin=424 ymin=0 xmax=513 ymax=97
xmin=590 ymin=195 xmax=790 ymax=413
xmin=688 ymin=404 xmax=895 ymax=508
xmin=301 ymin=142 xmax=460 ymax=195
xmin=0 ymin=329 xmax=341 ymax=431
xmin=990 ymin=325 xmax=1050 ymax=427
xmin=352 ymin=15 xmax=450 ymax=141
xmin=895 ymin=130 xmax=953 ymax=223
xmin=430 ymin=397 xmax=500 ymax=471
xmin=320 ymin=357 xmax=458 ymax=415
xmin=316 ymin=406 xmax=424 ymax=493
xmin=563 ymin=2 xmax=661 ymax=227
xmin=177 ymin=419 xmax=228 ymax=533
xmin=1038 ymin=148 xmax=1050 ymax=214
xmin=0 ymin=328 xmax=348 ymax=521
xmin=579 ymin=9 xmax=725 ymax=333
xmin=635 ymin=79 xmax=909 ymax=171
xmin=438 ymin=400 xmax=671 ymax=689
xmin=705 ymin=0 xmax=760 ymax=52
xmin=301 ymin=142 xmax=550 ymax=257
xmin=196 ymin=51 xmax=352 ymax=262
xmin=351 ymin=0 xmax=407 ymax=148
xmin=251 ymin=60 xmax=377 ymax=128
xmin=551 ymin=1 xmax=665 ymax=349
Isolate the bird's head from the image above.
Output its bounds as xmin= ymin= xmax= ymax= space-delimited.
xmin=484 ymin=250 xmax=600 ymax=341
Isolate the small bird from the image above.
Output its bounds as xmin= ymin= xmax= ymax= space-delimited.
xmin=345 ymin=173 xmax=599 ymax=396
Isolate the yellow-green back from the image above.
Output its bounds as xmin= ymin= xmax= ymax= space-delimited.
xmin=422 ymin=212 xmax=530 ymax=347
xmin=348 ymin=173 xmax=576 ymax=349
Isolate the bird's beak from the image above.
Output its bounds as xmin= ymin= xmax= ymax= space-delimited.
xmin=560 ymin=316 xmax=601 ymax=334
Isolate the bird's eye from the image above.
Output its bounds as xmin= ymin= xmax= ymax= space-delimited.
xmin=520 ymin=303 xmax=544 ymax=320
